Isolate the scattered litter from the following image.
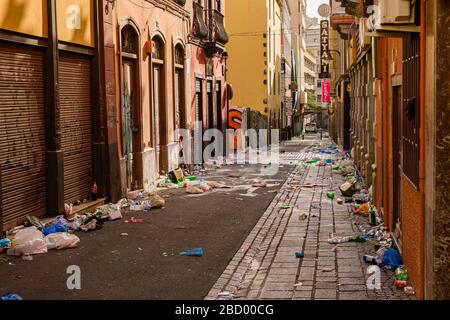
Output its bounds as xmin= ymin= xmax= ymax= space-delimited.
xmin=354 ymin=203 xmax=371 ymax=215
xmin=54 ymin=215 xmax=82 ymax=231
xmin=26 ymin=216 xmax=45 ymax=230
xmin=0 ymin=238 xmax=11 ymax=250
xmin=168 ymin=168 xmax=185 ymax=184
xmin=45 ymin=233 xmax=80 ymax=250
xmin=42 ymin=223 xmax=69 ymax=236
xmin=7 ymin=227 xmax=47 ymax=256
xmin=1 ymin=293 xmax=23 ymax=300
xmin=218 ymin=291 xmax=233 ymax=297
xmin=207 ymin=181 xmax=229 ymax=189
xmin=186 ymin=185 xmax=204 ymax=194
xmin=381 ymin=248 xmax=403 ymax=270
xmin=327 ymin=235 xmax=352 ymax=244
xmin=336 ymin=198 xmax=344 ymax=205
xmin=137 ymin=247 xmax=143 ymax=252
xmin=124 ymin=218 xmax=144 ymax=224
xmin=404 ymin=286 xmax=416 ymax=295
xmin=395 ymin=266 xmax=409 ymax=281
xmin=339 ymin=177 xmax=359 ymax=197
xmin=294 ymin=282 xmax=303 ymax=287
xmin=278 ymin=205 xmax=291 ymax=209
xmin=228 ymin=172 xmax=241 ymax=178
xmin=327 ymin=192 xmax=335 ymax=200
xmin=22 ymin=255 xmax=33 ymax=261
xmin=121 ymin=233 xmax=129 ymax=236
xmin=180 ymin=248 xmax=204 ymax=257
xmin=252 ymin=179 xmax=267 ymax=188
xmin=149 ymin=193 xmax=166 ymax=208
xmin=395 ymin=280 xmax=408 ymax=289
xmin=295 ymin=252 xmax=304 ymax=258
xmin=80 ymin=217 xmax=104 ymax=231
xmin=322 ymin=267 xmax=334 ymax=272
xmin=298 ymin=212 xmax=308 ymax=220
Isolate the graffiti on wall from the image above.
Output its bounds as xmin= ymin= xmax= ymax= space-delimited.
xmin=228 ymin=106 xmax=244 ymax=150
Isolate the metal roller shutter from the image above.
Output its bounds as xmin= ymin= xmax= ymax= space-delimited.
xmin=0 ymin=43 xmax=47 ymax=228
xmin=59 ymin=53 xmax=93 ymax=204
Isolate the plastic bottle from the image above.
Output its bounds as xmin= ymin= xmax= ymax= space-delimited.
xmin=395 ymin=266 xmax=409 ymax=281
xmin=370 ymin=209 xmax=377 ymax=225
xmin=91 ymin=182 xmax=98 ymax=201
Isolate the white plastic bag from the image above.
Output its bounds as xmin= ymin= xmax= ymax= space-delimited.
xmin=107 ymin=204 xmax=123 ymax=220
xmin=7 ymin=226 xmax=47 ymax=256
xmin=45 ymin=232 xmax=80 ymax=250
xmin=186 ymin=185 xmax=204 ymax=194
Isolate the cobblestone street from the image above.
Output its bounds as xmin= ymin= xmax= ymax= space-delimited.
xmin=206 ymin=138 xmax=416 ymax=300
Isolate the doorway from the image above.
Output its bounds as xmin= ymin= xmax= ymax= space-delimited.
xmin=122 ymin=58 xmax=141 ymax=190
xmin=195 ymin=78 xmax=204 ymax=164
xmin=151 ymin=37 xmax=167 ymax=174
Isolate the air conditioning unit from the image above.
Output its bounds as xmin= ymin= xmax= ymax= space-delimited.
xmin=367 ymin=0 xmax=419 ymax=34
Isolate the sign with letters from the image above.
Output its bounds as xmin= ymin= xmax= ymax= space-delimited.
xmin=320 ymin=20 xmax=330 ymax=79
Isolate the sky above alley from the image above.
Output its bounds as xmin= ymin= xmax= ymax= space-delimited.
xmin=307 ymin=0 xmax=329 ymax=18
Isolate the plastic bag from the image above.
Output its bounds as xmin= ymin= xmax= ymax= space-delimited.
xmin=45 ymin=232 xmax=80 ymax=250
xmin=381 ymin=248 xmax=403 ymax=269
xmin=42 ymin=223 xmax=69 ymax=236
xmin=7 ymin=227 xmax=47 ymax=256
xmin=148 ymin=193 xmax=165 ymax=208
xmin=106 ymin=204 xmax=123 ymax=220
xmin=186 ymin=185 xmax=204 ymax=194
xmin=207 ymin=181 xmax=227 ymax=189
xmin=55 ymin=215 xmax=82 ymax=230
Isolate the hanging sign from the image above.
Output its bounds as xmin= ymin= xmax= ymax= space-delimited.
xmin=322 ymin=80 xmax=331 ymax=103
xmin=320 ymin=20 xmax=330 ymax=79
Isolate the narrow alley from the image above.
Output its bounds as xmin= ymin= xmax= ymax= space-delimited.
xmin=1 ymin=0 xmax=448 ymax=308
xmin=0 ymin=136 xmax=414 ymax=301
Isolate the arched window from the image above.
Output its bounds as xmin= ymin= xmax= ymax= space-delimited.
xmin=174 ymin=44 xmax=185 ymax=130
xmin=121 ymin=25 xmax=138 ymax=55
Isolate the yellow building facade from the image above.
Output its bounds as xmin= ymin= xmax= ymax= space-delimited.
xmin=225 ymin=0 xmax=283 ymax=128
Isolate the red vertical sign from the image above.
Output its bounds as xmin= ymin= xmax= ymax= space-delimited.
xmin=322 ymin=80 xmax=331 ymax=103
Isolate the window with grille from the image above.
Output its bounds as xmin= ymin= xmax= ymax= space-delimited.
xmin=402 ymin=33 xmax=420 ymax=188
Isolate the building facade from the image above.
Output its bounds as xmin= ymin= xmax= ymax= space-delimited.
xmin=100 ymin=0 xmax=228 ymax=198
xmin=225 ymin=0 xmax=284 ymax=133
xmin=329 ymin=0 xmax=450 ymax=299
xmin=0 ymin=0 xmax=106 ymax=228
xmin=287 ymin=0 xmax=308 ymax=136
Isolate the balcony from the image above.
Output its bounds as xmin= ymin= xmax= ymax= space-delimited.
xmin=192 ymin=2 xmax=208 ymax=40
xmin=204 ymin=9 xmax=229 ymax=58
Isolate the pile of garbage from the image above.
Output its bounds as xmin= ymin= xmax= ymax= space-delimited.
xmin=155 ymin=165 xmax=231 ymax=195
xmin=0 ymin=191 xmax=166 ymax=260
xmin=323 ymin=146 xmax=416 ymax=297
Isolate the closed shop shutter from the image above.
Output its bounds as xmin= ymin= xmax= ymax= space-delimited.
xmin=59 ymin=53 xmax=93 ymax=204
xmin=0 ymin=43 xmax=47 ymax=227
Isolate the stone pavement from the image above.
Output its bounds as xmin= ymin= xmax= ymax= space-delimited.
xmin=206 ymin=139 xmax=415 ymax=300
